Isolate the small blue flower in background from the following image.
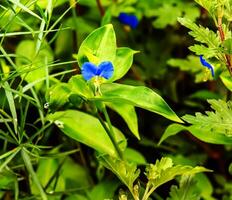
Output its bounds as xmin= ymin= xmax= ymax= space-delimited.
xmin=81 ymin=61 xmax=114 ymax=81
xmin=118 ymin=13 xmax=139 ymax=29
xmin=200 ymin=55 xmax=215 ymax=77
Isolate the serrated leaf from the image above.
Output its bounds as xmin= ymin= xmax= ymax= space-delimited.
xmin=146 ymin=157 xmax=211 ymax=192
xmin=168 ymin=55 xmax=214 ymax=82
xmin=151 ymin=2 xmax=200 ymax=29
xmin=167 ymin=175 xmax=200 ymax=200
xmin=99 ymin=155 xmax=140 ymax=192
xmin=178 ymin=18 xmax=220 ymax=49
xmin=189 ymin=44 xmax=218 ymax=58
xmin=47 ymin=110 xmax=126 ymax=157
xmin=152 ymin=3 xmax=182 ymax=28
xmin=194 ymin=0 xmax=217 ymax=15
xmin=183 ymin=99 xmax=232 ymax=137
xmin=93 ymin=83 xmax=183 ymax=123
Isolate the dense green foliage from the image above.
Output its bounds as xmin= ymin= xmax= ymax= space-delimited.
xmin=1 ymin=0 xmax=232 ymax=199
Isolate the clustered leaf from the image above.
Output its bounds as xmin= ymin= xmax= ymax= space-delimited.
xmin=178 ymin=17 xmax=220 ymax=59
xmin=99 ymin=155 xmax=140 ymax=191
xmin=183 ymin=99 xmax=232 ymax=137
xmin=141 ymin=1 xmax=200 ymax=29
xmin=167 ymin=175 xmax=200 ymax=200
xmin=168 ymin=55 xmax=214 ymax=82
xmin=145 ymin=157 xmax=210 ymax=191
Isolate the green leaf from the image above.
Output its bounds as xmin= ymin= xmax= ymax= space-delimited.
xmin=31 ymin=155 xmax=65 ymax=194
xmin=189 ymin=44 xmax=218 ymax=58
xmin=146 ymin=157 xmax=211 ymax=192
xmin=68 ymin=75 xmax=93 ymax=99
xmin=46 ymin=83 xmax=71 ymax=111
xmin=183 ymin=99 xmax=232 ymax=137
xmin=178 ymin=18 xmax=220 ymax=54
xmin=194 ymin=0 xmax=217 ymax=15
xmin=46 ymin=110 xmax=126 ymax=157
xmin=168 ymin=55 xmax=214 ymax=83
xmin=0 ymin=171 xmax=16 ymax=190
xmin=111 ymin=47 xmax=138 ymax=82
xmin=152 ymin=3 xmax=182 ymax=28
xmin=152 ymin=2 xmax=200 ymax=29
xmin=222 ymin=38 xmax=232 ymax=54
xmin=189 ymin=90 xmax=222 ymax=100
xmin=220 ymin=71 xmax=232 ymax=91
xmin=88 ymin=180 xmax=120 ymax=200
xmin=158 ymin=124 xmax=186 ymax=145
xmin=65 ymin=195 xmax=88 ymax=200
xmin=93 ymin=83 xmax=183 ymax=123
xmin=158 ymin=123 xmax=232 ymax=145
xmin=15 ymin=40 xmax=53 ymax=90
xmin=61 ymin=157 xmax=90 ymax=188
xmin=106 ymin=102 xmax=139 ymax=139
xmin=99 ymin=155 xmax=140 ymax=192
xmin=77 ymin=24 xmax=116 ymax=66
xmin=124 ymin=147 xmax=147 ymax=165
xmin=167 ymin=175 xmax=200 ymax=200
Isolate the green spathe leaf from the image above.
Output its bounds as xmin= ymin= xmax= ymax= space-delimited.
xmin=47 ymin=110 xmax=126 ymax=157
xmin=77 ymin=24 xmax=117 ymax=66
xmin=68 ymin=75 xmax=93 ymax=99
xmin=111 ymin=47 xmax=138 ymax=82
xmin=93 ymin=83 xmax=183 ymax=123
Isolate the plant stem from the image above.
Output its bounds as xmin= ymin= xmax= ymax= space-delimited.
xmin=142 ymin=187 xmax=157 ymax=200
xmin=95 ymin=107 xmax=123 ymax=159
xmin=141 ymin=182 xmax=151 ymax=200
xmin=96 ymin=0 xmax=105 ymax=16
xmin=217 ymin=16 xmax=232 ymax=76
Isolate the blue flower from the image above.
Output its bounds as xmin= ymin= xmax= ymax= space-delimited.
xmin=81 ymin=61 xmax=114 ymax=81
xmin=200 ymin=55 xmax=215 ymax=77
xmin=118 ymin=13 xmax=139 ymax=29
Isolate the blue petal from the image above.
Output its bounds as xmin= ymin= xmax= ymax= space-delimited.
xmin=81 ymin=62 xmax=98 ymax=80
xmin=200 ymin=55 xmax=215 ymax=77
xmin=97 ymin=61 xmax=114 ymax=79
xmin=118 ymin=13 xmax=139 ymax=29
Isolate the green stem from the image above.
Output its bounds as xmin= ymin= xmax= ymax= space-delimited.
xmin=141 ymin=182 xmax=157 ymax=200
xmin=142 ymin=186 xmax=157 ymax=200
xmin=96 ymin=0 xmax=105 ymax=16
xmin=95 ymin=106 xmax=123 ymax=159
